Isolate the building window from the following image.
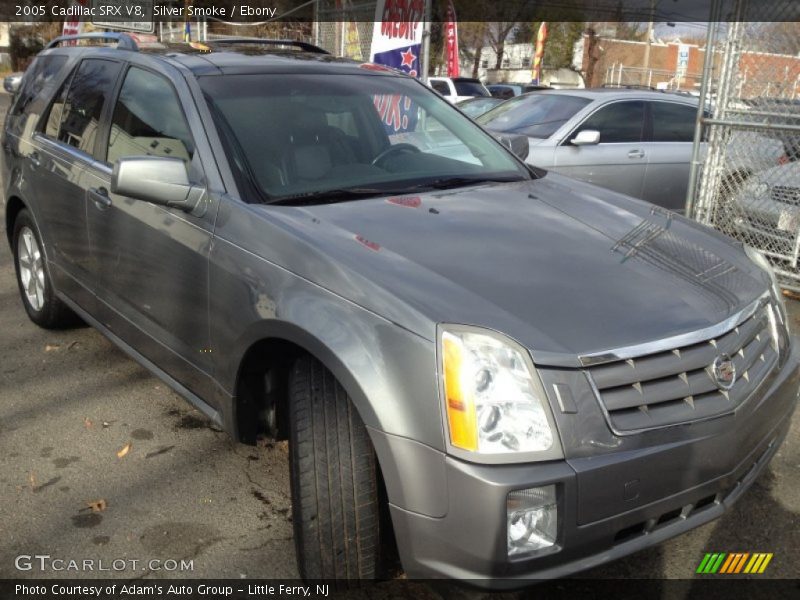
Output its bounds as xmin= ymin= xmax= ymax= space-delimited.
xmin=522 ymin=57 xmax=531 ymax=68
xmin=481 ymin=60 xmax=488 ymax=68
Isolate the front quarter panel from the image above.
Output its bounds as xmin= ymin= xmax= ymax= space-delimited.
xmin=208 ymin=197 xmax=445 ymax=451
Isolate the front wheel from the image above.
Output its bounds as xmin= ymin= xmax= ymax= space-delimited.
xmin=288 ymin=356 xmax=382 ymax=585
xmin=12 ymin=209 xmax=78 ymax=329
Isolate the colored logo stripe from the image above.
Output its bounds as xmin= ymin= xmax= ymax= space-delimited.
xmin=697 ymin=553 xmax=726 ymax=573
xmin=697 ymin=552 xmax=773 ymax=574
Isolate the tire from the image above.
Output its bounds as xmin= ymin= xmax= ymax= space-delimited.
xmin=12 ymin=209 xmax=78 ymax=329
xmin=288 ymin=356 xmax=381 ymax=585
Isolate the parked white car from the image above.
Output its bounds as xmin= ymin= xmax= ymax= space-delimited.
xmin=428 ymin=76 xmax=491 ymax=104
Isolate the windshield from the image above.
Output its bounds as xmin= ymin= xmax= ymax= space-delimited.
xmin=200 ymin=73 xmax=528 ymax=202
xmin=458 ymin=97 xmax=503 ymax=118
xmin=453 ymin=79 xmax=490 ymax=97
xmin=477 ymin=93 xmax=591 ymax=138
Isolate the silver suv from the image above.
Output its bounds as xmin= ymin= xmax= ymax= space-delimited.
xmin=3 ymin=34 xmax=798 ymax=586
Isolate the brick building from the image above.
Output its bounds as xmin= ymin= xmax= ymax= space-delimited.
xmin=580 ymin=35 xmax=800 ymax=99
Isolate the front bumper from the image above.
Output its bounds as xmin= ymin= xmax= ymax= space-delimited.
xmin=380 ymin=341 xmax=799 ymax=586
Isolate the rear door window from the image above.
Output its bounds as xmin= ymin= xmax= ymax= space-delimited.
xmin=577 ymin=101 xmax=646 ymax=144
xmin=39 ymin=58 xmax=122 ymax=158
xmin=650 ymin=101 xmax=698 ymax=142
xmin=41 ymin=72 xmax=73 ymax=139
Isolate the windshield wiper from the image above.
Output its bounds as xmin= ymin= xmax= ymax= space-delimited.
xmin=405 ymin=175 xmax=527 ymax=191
xmin=267 ymin=187 xmax=392 ymax=206
xmin=267 ymin=176 xmax=530 ymax=206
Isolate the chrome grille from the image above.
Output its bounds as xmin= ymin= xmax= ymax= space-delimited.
xmin=587 ymin=303 xmax=779 ymax=433
xmin=771 ymin=185 xmax=800 ymax=207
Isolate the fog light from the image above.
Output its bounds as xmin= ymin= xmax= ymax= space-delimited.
xmin=507 ymin=486 xmax=557 ymax=556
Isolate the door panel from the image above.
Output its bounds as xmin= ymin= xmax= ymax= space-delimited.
xmin=85 ymin=65 xmax=216 ymax=402
xmin=29 ymin=58 xmax=122 ymax=311
xmin=641 ymin=101 xmax=698 ymax=211
xmin=640 ymin=142 xmax=692 ymax=210
xmin=553 ymin=100 xmax=648 ymax=200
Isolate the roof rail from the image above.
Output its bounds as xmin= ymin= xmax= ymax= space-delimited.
xmin=203 ymin=38 xmax=329 ymax=54
xmin=601 ymin=83 xmax=657 ymax=91
xmin=46 ymin=32 xmax=139 ymax=51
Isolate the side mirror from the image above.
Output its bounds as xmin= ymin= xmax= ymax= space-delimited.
xmin=111 ymin=157 xmax=203 ymax=211
xmin=493 ymin=133 xmax=530 ymax=161
xmin=571 ymin=129 xmax=601 ymax=146
xmin=3 ymin=74 xmax=21 ymax=95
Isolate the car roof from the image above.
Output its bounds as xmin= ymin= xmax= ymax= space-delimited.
xmin=41 ymin=40 xmax=403 ymax=78
xmin=457 ymin=96 xmax=501 ymax=104
xmin=533 ymin=88 xmax=699 ymax=103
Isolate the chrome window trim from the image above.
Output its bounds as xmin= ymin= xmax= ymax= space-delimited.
xmin=579 ymin=292 xmax=771 ymax=367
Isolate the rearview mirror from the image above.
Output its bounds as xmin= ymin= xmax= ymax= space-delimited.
xmin=111 ymin=157 xmax=204 ymax=211
xmin=572 ymin=130 xmax=601 ymax=146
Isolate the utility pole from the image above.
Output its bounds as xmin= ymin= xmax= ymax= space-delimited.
xmin=642 ymin=0 xmax=656 ymax=86
xmin=420 ymin=0 xmax=432 ymax=83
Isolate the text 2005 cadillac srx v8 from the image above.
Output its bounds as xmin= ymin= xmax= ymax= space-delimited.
xmin=3 ymin=34 xmax=798 ymax=586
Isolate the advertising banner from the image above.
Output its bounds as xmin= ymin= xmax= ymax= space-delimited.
xmin=445 ymin=0 xmax=459 ymax=77
xmin=369 ymin=0 xmax=424 ymax=78
xmin=531 ymin=21 xmax=548 ymax=84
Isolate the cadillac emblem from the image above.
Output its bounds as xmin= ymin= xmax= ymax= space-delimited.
xmin=712 ymin=354 xmax=736 ymax=390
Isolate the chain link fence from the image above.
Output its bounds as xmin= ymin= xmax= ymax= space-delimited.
xmin=314 ymin=0 xmax=376 ymax=60
xmin=688 ymin=1 xmax=800 ymax=292
xmin=603 ymin=65 xmax=702 ymax=92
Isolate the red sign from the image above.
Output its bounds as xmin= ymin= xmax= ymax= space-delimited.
xmin=62 ymin=0 xmax=85 ymax=42
xmin=445 ymin=0 xmax=460 ymax=78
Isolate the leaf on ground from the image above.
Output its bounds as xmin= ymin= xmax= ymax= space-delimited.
xmin=116 ymin=443 xmax=132 ymax=459
xmin=44 ymin=344 xmax=61 ymax=352
xmin=28 ymin=472 xmax=37 ymax=491
xmin=67 ymin=341 xmax=80 ymax=350
xmin=86 ymin=499 xmax=107 ymax=513
xmin=84 ymin=417 xmax=93 ymax=429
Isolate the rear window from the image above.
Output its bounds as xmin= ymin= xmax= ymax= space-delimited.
xmin=430 ymin=80 xmax=450 ymax=95
xmin=11 ymin=55 xmax=68 ymax=116
xmin=453 ymin=79 xmax=489 ymax=97
xmin=478 ymin=93 xmax=591 ymax=138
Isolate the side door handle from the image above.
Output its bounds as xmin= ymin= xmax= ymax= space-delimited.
xmin=628 ymin=149 xmax=645 ymax=159
xmin=30 ymin=151 xmax=41 ymax=169
xmin=88 ymin=186 xmax=112 ymax=210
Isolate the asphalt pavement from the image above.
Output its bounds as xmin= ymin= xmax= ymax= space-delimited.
xmin=0 ymin=92 xmax=798 ymax=596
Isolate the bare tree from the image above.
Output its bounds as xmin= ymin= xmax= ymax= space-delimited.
xmin=457 ymin=21 xmax=488 ymax=78
xmin=750 ymin=22 xmax=800 ymax=55
xmin=487 ymin=21 xmax=520 ymax=70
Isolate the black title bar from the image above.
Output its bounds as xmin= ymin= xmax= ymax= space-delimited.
xmin=1 ymin=0 xmax=800 ymax=23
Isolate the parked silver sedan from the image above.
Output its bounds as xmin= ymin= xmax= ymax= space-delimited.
xmin=478 ymin=89 xmax=705 ymax=211
xmin=478 ymin=89 xmax=789 ymax=213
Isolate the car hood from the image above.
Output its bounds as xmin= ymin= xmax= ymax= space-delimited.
xmin=259 ymin=174 xmax=768 ymax=367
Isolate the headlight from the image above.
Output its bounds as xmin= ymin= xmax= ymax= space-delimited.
xmin=744 ymin=245 xmax=788 ymax=353
xmin=439 ymin=326 xmax=561 ymax=458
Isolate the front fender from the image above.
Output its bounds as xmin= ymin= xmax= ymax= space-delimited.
xmin=209 ymin=235 xmax=445 ymax=453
